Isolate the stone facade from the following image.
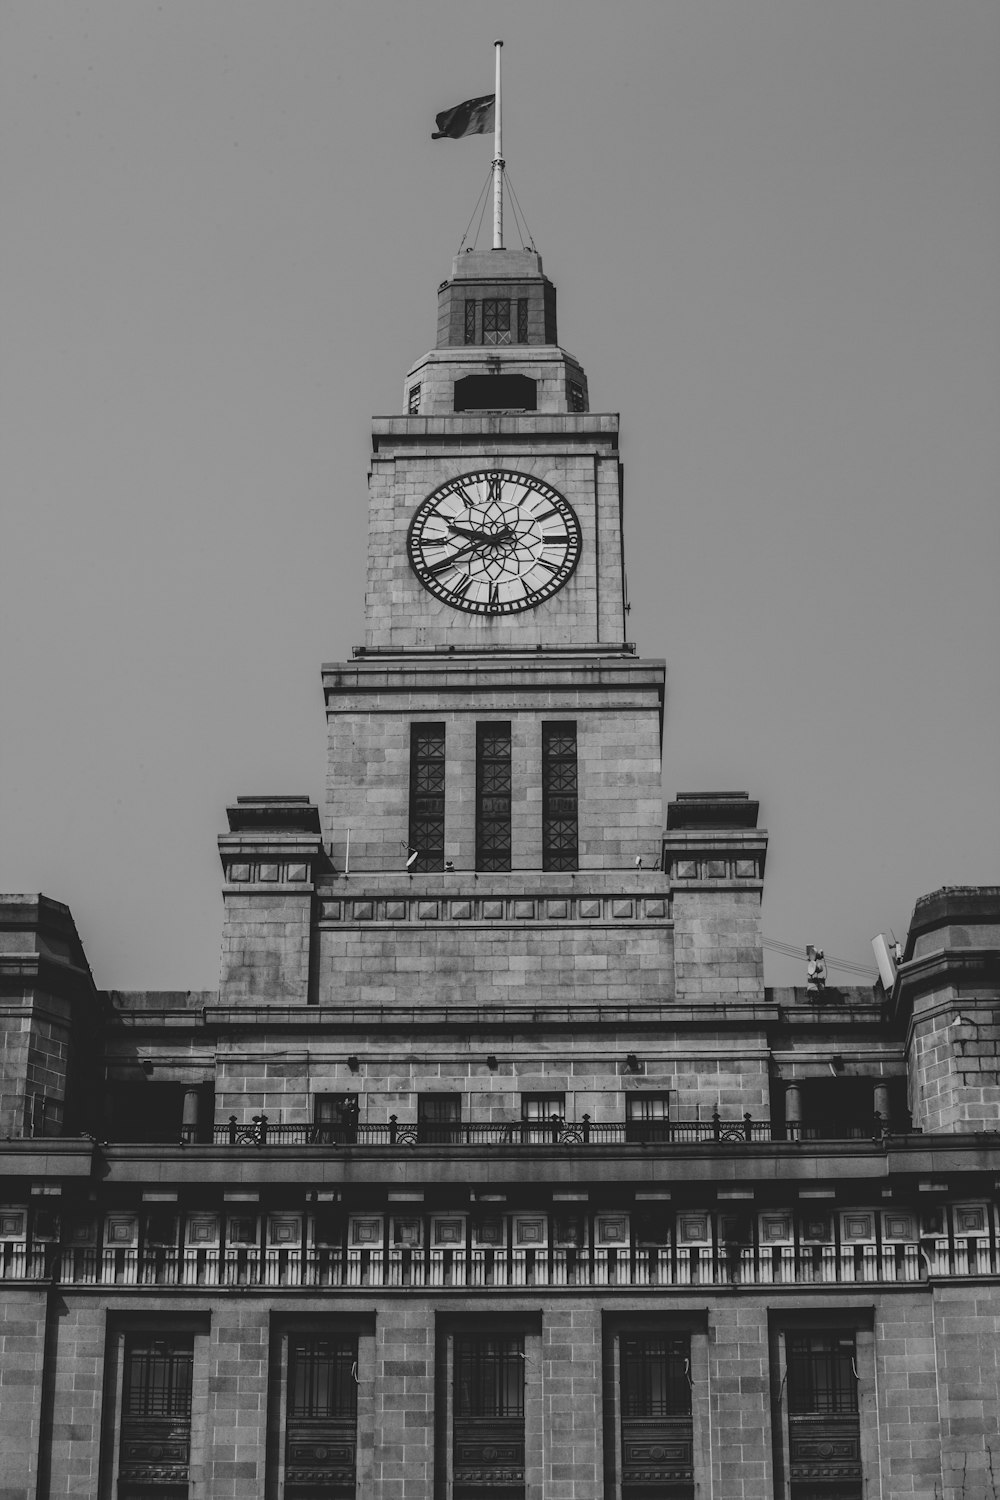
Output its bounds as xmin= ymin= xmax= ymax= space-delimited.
xmin=1 ymin=238 xmax=999 ymax=1500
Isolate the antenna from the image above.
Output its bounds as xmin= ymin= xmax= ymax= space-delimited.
xmin=871 ymin=934 xmax=898 ymax=991
xmin=492 ymin=40 xmax=504 ymax=248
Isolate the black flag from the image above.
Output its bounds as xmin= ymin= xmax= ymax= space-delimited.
xmin=432 ymin=94 xmax=496 ymax=140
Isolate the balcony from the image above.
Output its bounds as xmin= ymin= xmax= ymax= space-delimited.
xmin=207 ymin=1112 xmax=892 ymax=1148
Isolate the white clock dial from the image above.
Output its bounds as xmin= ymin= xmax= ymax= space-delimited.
xmin=407 ymin=470 xmax=581 ymax=615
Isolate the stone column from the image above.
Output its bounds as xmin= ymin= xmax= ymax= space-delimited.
xmin=785 ymin=1082 xmax=802 ymax=1142
xmin=182 ymin=1088 xmax=201 ymax=1144
xmin=873 ymin=1081 xmax=891 ymax=1134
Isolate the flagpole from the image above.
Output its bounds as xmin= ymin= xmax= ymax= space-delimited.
xmin=492 ymin=39 xmax=503 ymax=249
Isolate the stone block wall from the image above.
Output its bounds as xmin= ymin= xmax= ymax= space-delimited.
xmin=672 ymin=890 xmax=765 ymax=1003
xmin=0 ymin=1287 xmax=48 ymax=1500
xmin=219 ymin=892 xmax=313 ymax=1006
xmin=213 ymin=1025 xmax=771 ymax=1129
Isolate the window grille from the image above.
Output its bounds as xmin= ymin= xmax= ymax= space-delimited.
xmin=409 ymin=723 xmax=445 ymax=872
xmin=123 ymin=1337 xmax=193 ymax=1419
xmin=568 ymin=380 xmax=585 ymax=412
xmin=286 ymin=1336 xmax=358 ymax=1499
xmin=542 ymin=722 xmax=578 ymax=871
xmin=618 ymin=1333 xmax=694 ymax=1499
xmin=787 ymin=1335 xmax=858 ymax=1416
xmin=483 ymin=299 xmax=511 ymax=345
xmin=516 ymin=299 xmax=529 ymax=343
xmin=464 ymin=300 xmax=477 ymax=344
xmin=785 ymin=1333 xmax=862 ymax=1500
xmin=621 ymin=1335 xmax=691 ymax=1418
xmin=455 ymin=1335 xmax=524 ymax=1417
xmin=408 ymin=384 xmax=420 ymax=414
xmin=289 ymin=1337 xmax=358 ymax=1420
xmin=119 ymin=1335 xmax=194 ymax=1499
xmin=476 ymin=723 xmax=511 ymax=871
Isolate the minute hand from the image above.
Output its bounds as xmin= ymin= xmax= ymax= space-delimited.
xmin=427 ymin=538 xmax=486 ymax=574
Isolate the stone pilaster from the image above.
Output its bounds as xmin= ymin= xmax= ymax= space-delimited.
xmin=662 ymin=792 xmax=768 ymax=1005
xmin=218 ymin=797 xmax=324 ymax=1006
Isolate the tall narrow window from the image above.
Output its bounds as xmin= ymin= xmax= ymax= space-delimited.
xmin=542 ymin=722 xmax=578 ymax=871
xmin=620 ymin=1334 xmax=693 ymax=1499
xmin=119 ymin=1335 xmax=194 ymax=1499
xmin=285 ymin=1336 xmax=358 ymax=1499
xmin=476 ymin=723 xmax=511 ymax=871
xmin=408 ymin=383 xmax=421 ymax=414
xmin=410 ymin=723 xmax=446 ymax=872
xmin=521 ymin=1092 xmax=565 ymax=1143
xmin=568 ymin=380 xmax=585 ymax=412
xmin=785 ymin=1333 xmax=861 ymax=1500
xmin=454 ymin=1335 xmax=525 ymax=1499
xmin=516 ymin=299 xmax=529 ymax=343
xmin=483 ymin=299 xmax=511 ymax=345
xmin=464 ymin=300 xmax=477 ymax=344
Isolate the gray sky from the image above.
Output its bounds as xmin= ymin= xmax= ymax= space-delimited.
xmin=2 ymin=0 xmax=997 ymax=990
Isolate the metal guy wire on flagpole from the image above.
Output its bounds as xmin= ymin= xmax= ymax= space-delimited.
xmin=493 ymin=40 xmax=504 ymax=249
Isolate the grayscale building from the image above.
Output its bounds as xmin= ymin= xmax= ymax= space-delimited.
xmin=1 ymin=237 xmax=999 ymax=1500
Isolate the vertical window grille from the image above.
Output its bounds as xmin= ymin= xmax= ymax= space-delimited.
xmin=464 ymin=300 xmax=477 ymax=344
xmin=408 ymin=383 xmax=421 ymax=414
xmin=119 ymin=1335 xmax=193 ymax=1499
xmin=542 ymin=723 xmax=578 ymax=871
xmin=286 ymin=1336 xmax=358 ymax=1499
xmin=418 ymin=1093 xmax=462 ymax=1143
xmin=409 ymin=723 xmax=446 ymax=872
xmin=516 ymin=299 xmax=529 ymax=343
xmin=454 ymin=1335 xmax=525 ymax=1499
xmin=568 ymin=380 xmax=585 ymax=411
xmin=619 ymin=1335 xmax=693 ymax=1498
xmin=483 ymin=299 xmax=511 ymax=345
xmin=785 ymin=1333 xmax=862 ymax=1500
xmin=625 ymin=1094 xmax=671 ymax=1143
xmin=476 ymin=723 xmax=512 ymax=872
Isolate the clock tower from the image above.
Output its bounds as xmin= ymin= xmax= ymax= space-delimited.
xmin=321 ymin=245 xmax=666 ymax=892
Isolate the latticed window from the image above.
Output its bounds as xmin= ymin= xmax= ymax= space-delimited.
xmin=453 ymin=1335 xmax=525 ymax=1499
xmin=119 ymin=1335 xmax=194 ymax=1500
xmin=476 ymin=722 xmax=511 ymax=871
xmin=621 ymin=1335 xmax=691 ymax=1418
xmin=787 ymin=1335 xmax=858 ymax=1415
xmin=785 ymin=1333 xmax=862 ymax=1500
xmin=123 ymin=1336 xmax=193 ymax=1419
xmin=568 ymin=380 xmax=585 ymax=411
xmin=286 ymin=1336 xmax=358 ymax=1499
xmin=619 ymin=1334 xmax=693 ymax=1499
xmin=455 ymin=1335 xmax=524 ymax=1417
xmin=409 ymin=723 xmax=445 ymax=872
xmin=289 ymin=1337 xmax=357 ymax=1420
xmin=407 ymin=383 xmax=420 ymax=414
xmin=516 ymin=298 xmax=528 ymax=343
xmin=521 ymin=1092 xmax=565 ymax=1142
xmin=542 ymin=722 xmax=578 ymax=871
xmin=483 ymin=298 xmax=511 ymax=344
xmin=464 ymin=300 xmax=477 ymax=344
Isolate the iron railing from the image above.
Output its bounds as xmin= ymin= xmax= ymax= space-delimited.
xmin=204 ymin=1112 xmax=894 ymax=1149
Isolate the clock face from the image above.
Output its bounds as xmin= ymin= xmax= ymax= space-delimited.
xmin=407 ymin=470 xmax=582 ymax=615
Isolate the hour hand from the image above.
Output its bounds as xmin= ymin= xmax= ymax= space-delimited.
xmin=447 ymin=521 xmax=486 ymax=541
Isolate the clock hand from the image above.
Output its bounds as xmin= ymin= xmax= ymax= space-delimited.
xmin=426 ymin=538 xmax=486 ymax=574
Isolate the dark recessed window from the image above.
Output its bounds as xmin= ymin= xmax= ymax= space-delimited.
xmin=568 ymin=380 xmax=585 ymax=411
xmin=417 ymin=1093 xmax=462 ymax=1143
xmin=625 ymin=1094 xmax=670 ymax=1143
xmin=120 ymin=1335 xmax=194 ymax=1500
xmin=454 ymin=374 xmax=537 ymax=413
xmin=286 ymin=1336 xmax=358 ymax=1500
xmin=517 ymin=298 xmax=529 ymax=343
xmin=409 ymin=723 xmax=445 ymax=873
xmin=542 ymin=722 xmax=578 ymax=871
xmin=619 ymin=1334 xmax=693 ymax=1499
xmin=464 ymin=300 xmax=477 ymax=344
xmin=476 ymin=723 xmax=511 ymax=872
xmin=785 ymin=1332 xmax=862 ymax=1500
xmin=407 ymin=384 xmax=420 ymax=414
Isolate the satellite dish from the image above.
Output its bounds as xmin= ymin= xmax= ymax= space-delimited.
xmin=406 ymin=848 xmax=419 ymax=869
